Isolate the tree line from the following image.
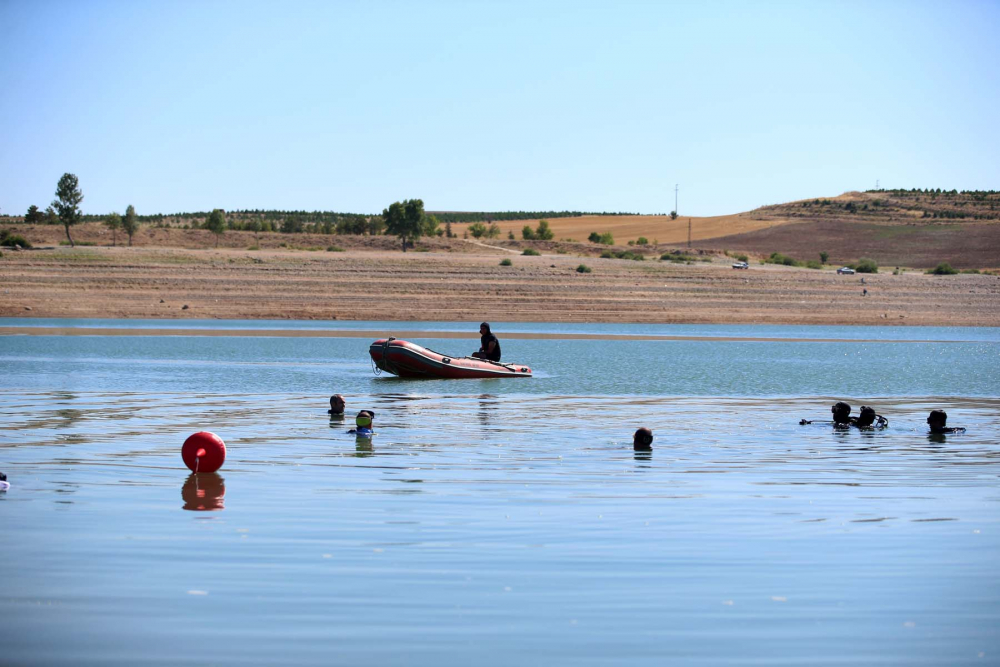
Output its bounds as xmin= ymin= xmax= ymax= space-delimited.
xmin=16 ymin=174 xmax=632 ymax=252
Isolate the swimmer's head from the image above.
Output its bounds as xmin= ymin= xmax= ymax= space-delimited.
xmin=0 ymin=471 xmax=5 ymax=482
xmin=831 ymin=401 xmax=852 ymax=424
xmin=329 ymin=394 xmax=345 ymax=414
xmin=633 ymin=427 xmax=653 ymax=451
xmin=356 ymin=410 xmax=374 ymax=428
xmin=856 ymin=406 xmax=876 ymax=427
xmin=927 ymin=409 xmax=948 ymax=430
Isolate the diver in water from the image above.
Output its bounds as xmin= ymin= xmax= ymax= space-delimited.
xmin=633 ymin=428 xmax=654 ymax=452
xmin=854 ymin=405 xmax=888 ymax=430
xmin=348 ymin=410 xmax=376 ymax=436
xmin=0 ymin=471 xmax=9 ymax=491
xmin=927 ymin=410 xmax=965 ymax=434
xmin=800 ymin=401 xmax=853 ymax=426
xmin=800 ymin=401 xmax=886 ymax=429
xmin=328 ymin=394 xmax=346 ymax=417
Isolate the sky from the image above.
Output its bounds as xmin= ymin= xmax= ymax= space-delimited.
xmin=1 ymin=0 xmax=998 ymax=217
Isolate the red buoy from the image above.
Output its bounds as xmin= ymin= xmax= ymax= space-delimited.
xmin=182 ymin=432 xmax=226 ymax=473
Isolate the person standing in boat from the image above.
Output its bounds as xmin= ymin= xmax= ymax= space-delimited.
xmin=472 ymin=322 xmax=502 ymax=362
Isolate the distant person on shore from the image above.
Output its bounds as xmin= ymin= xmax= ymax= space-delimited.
xmin=348 ymin=410 xmax=376 ymax=436
xmin=328 ymin=394 xmax=346 ymax=416
xmin=927 ymin=410 xmax=965 ymax=434
xmin=633 ymin=428 xmax=654 ymax=452
xmin=472 ymin=322 xmax=502 ymax=362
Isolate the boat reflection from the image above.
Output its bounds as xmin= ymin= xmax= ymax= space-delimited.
xmin=181 ymin=473 xmax=226 ymax=511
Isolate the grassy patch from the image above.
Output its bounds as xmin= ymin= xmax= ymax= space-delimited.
xmin=326 ymin=245 xmax=344 ymax=252
xmin=601 ymin=250 xmax=645 ymax=261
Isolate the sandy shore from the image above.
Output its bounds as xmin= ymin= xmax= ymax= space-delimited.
xmin=1 ymin=245 xmax=998 ymax=327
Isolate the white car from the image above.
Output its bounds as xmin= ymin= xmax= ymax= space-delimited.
xmin=731 ymin=261 xmax=749 ymax=269
xmin=837 ymin=267 xmax=856 ymax=275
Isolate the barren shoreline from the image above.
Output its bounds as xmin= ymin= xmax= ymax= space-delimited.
xmin=0 ymin=326 xmax=978 ymax=343
xmin=1 ymin=245 xmax=998 ymax=327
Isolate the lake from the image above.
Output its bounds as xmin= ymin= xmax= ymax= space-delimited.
xmin=2 ymin=320 xmax=999 ymax=665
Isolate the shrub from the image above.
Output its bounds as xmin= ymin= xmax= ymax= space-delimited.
xmin=576 ymin=264 xmax=592 ymax=273
xmin=819 ymin=251 xmax=829 ymax=264
xmin=588 ymin=232 xmax=600 ymax=243
xmin=736 ymin=253 xmax=748 ymax=262
xmin=522 ymin=248 xmax=540 ymax=256
xmin=507 ymin=231 xmax=515 ymax=240
xmin=500 ymin=258 xmax=512 ymax=266
xmin=0 ymin=230 xmax=32 ymax=248
xmin=247 ymin=245 xmax=260 ymax=251
xmin=928 ymin=262 xmax=958 ymax=275
xmin=326 ymin=245 xmax=344 ymax=252
xmin=961 ymin=268 xmax=980 ymax=274
xmin=855 ymin=258 xmax=878 ymax=273
xmin=603 ymin=250 xmax=645 ymax=261
xmin=766 ymin=252 xmax=799 ymax=267
xmin=522 ymin=225 xmax=536 ymax=240
xmin=805 ymin=260 xmax=822 ymax=270
xmin=535 ymin=219 xmax=554 ymax=240
xmin=588 ymin=231 xmax=614 ymax=245
xmin=636 ymin=237 xmax=649 ymax=246
xmin=469 ymin=222 xmax=487 ymax=238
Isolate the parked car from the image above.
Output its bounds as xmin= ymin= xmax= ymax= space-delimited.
xmin=837 ymin=267 xmax=856 ymax=275
xmin=731 ymin=261 xmax=749 ymax=269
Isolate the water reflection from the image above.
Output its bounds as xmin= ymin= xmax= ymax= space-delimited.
xmin=478 ymin=394 xmax=498 ymax=427
xmin=355 ymin=436 xmax=374 ymax=457
xmin=181 ymin=473 xmax=226 ymax=511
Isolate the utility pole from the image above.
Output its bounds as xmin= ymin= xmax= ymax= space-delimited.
xmin=674 ymin=184 xmax=679 ymax=215
xmin=876 ymin=179 xmax=880 ymax=190
xmin=687 ymin=217 xmax=692 ymax=248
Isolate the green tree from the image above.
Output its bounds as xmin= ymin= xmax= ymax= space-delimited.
xmin=53 ymin=173 xmax=83 ymax=247
xmin=206 ymin=209 xmax=226 ymax=246
xmin=247 ymin=218 xmax=262 ymax=244
xmin=670 ymin=210 xmax=678 ymax=220
xmin=422 ymin=213 xmax=440 ymax=237
xmin=535 ymin=219 xmax=554 ymax=240
xmin=383 ymin=199 xmax=424 ymax=251
xmin=469 ymin=222 xmax=487 ymax=238
xmin=45 ymin=206 xmax=59 ymax=225
xmin=105 ymin=212 xmax=122 ymax=246
xmin=445 ymin=221 xmax=453 ymax=238
xmin=486 ymin=222 xmax=501 ymax=238
xmin=122 ymin=205 xmax=140 ymax=246
xmin=819 ymin=251 xmax=829 ymax=264
xmin=25 ymin=205 xmax=44 ymax=224
xmin=521 ymin=225 xmax=536 ymax=240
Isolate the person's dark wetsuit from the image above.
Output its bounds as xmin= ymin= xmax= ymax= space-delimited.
xmin=480 ymin=332 xmax=501 ymax=362
xmin=474 ymin=323 xmax=502 ymax=362
xmin=928 ymin=409 xmax=965 ymax=434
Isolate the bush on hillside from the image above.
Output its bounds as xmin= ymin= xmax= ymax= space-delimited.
xmin=928 ymin=262 xmax=958 ymax=275
xmin=855 ymin=258 xmax=878 ymax=273
xmin=522 ymin=248 xmax=540 ymax=256
xmin=576 ymin=264 xmax=592 ymax=273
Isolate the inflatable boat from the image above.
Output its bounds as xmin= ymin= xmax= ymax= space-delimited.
xmin=369 ymin=338 xmax=532 ymax=379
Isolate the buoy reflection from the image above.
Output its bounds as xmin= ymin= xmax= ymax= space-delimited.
xmin=181 ymin=473 xmax=226 ymax=511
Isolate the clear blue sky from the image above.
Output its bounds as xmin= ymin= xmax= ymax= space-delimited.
xmin=2 ymin=0 xmax=998 ymax=217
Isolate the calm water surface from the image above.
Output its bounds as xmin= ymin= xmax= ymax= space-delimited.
xmin=2 ymin=321 xmax=999 ymax=665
